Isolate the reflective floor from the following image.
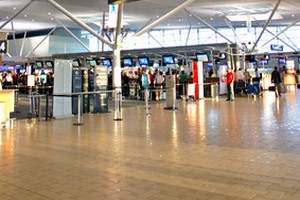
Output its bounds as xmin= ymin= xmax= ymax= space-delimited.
xmin=1 ymin=90 xmax=300 ymax=200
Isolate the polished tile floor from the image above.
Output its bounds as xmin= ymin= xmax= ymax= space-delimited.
xmin=1 ymin=90 xmax=300 ymax=200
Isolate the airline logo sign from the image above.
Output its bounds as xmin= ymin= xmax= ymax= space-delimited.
xmin=270 ymin=44 xmax=283 ymax=51
xmin=0 ymin=40 xmax=7 ymax=53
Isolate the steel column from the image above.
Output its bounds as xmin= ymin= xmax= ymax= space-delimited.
xmin=19 ymin=30 xmax=27 ymax=57
xmin=251 ymin=0 xmax=282 ymax=52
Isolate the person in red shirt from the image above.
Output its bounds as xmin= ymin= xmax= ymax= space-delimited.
xmin=225 ymin=68 xmax=235 ymax=101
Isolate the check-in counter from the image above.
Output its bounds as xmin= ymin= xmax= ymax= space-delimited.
xmin=0 ymin=90 xmax=15 ymax=124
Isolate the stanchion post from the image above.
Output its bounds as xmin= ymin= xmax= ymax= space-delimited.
xmin=74 ymin=94 xmax=83 ymax=126
xmin=114 ymin=90 xmax=122 ymax=121
xmin=145 ymin=87 xmax=150 ymax=116
xmin=45 ymin=92 xmax=49 ymax=121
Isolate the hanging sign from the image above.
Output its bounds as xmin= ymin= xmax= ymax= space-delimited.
xmin=0 ymin=40 xmax=7 ymax=53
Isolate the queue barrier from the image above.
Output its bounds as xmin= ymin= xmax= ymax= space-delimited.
xmin=51 ymin=90 xmax=122 ymax=125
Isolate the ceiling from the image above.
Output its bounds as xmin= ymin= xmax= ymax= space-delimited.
xmin=1 ymin=0 xmax=300 ymax=35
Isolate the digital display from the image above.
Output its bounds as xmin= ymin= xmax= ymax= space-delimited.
xmin=207 ymin=62 xmax=213 ymax=67
xmin=278 ymin=57 xmax=286 ymax=65
xmin=162 ymin=55 xmax=175 ymax=65
xmin=45 ymin=61 xmax=53 ymax=67
xmin=89 ymin=60 xmax=97 ymax=66
xmin=196 ymin=53 xmax=209 ymax=62
xmin=36 ymin=61 xmax=43 ymax=68
xmin=261 ymin=59 xmax=268 ymax=65
xmin=72 ymin=60 xmax=80 ymax=67
xmin=122 ymin=58 xmax=133 ymax=66
xmin=102 ymin=59 xmax=112 ymax=66
xmin=219 ymin=53 xmax=226 ymax=60
xmin=138 ymin=57 xmax=149 ymax=66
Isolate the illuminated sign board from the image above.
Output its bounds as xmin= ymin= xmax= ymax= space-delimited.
xmin=270 ymin=44 xmax=283 ymax=51
xmin=0 ymin=40 xmax=7 ymax=53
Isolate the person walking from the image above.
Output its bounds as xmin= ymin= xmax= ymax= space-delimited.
xmin=271 ymin=66 xmax=282 ymax=98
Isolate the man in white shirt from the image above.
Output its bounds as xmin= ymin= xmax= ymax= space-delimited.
xmin=235 ymin=68 xmax=244 ymax=81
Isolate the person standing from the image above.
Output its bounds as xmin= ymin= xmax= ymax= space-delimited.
xmin=153 ymin=71 xmax=164 ymax=101
xmin=178 ymin=70 xmax=187 ymax=96
xmin=271 ymin=66 xmax=282 ymax=97
xmin=225 ymin=68 xmax=235 ymax=101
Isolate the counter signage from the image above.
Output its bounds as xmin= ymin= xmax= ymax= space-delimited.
xmin=0 ymin=40 xmax=7 ymax=53
xmin=95 ymin=66 xmax=108 ymax=89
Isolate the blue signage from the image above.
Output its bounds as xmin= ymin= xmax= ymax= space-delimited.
xmin=270 ymin=44 xmax=283 ymax=51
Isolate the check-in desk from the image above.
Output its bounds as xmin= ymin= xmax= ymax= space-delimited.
xmin=0 ymin=90 xmax=15 ymax=126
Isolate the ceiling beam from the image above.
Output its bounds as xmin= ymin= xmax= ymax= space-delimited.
xmin=47 ymin=0 xmax=114 ymax=49
xmin=251 ymin=0 xmax=282 ymax=52
xmin=261 ymin=19 xmax=300 ymax=47
xmin=54 ymin=17 xmax=91 ymax=52
xmin=132 ymin=0 xmax=194 ymax=38
xmin=185 ymin=9 xmax=234 ymax=44
xmin=25 ymin=26 xmax=58 ymax=58
xmin=0 ymin=0 xmax=34 ymax=30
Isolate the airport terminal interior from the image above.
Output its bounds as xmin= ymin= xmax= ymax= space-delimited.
xmin=1 ymin=0 xmax=300 ymax=199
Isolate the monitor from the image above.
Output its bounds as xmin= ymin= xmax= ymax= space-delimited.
xmin=245 ymin=55 xmax=255 ymax=62
xmin=219 ymin=52 xmax=227 ymax=60
xmin=122 ymin=57 xmax=133 ymax=67
xmin=196 ymin=53 xmax=209 ymax=62
xmin=89 ymin=60 xmax=97 ymax=66
xmin=162 ymin=55 xmax=175 ymax=65
xmin=72 ymin=60 xmax=80 ymax=67
xmin=261 ymin=59 xmax=268 ymax=65
xmin=278 ymin=57 xmax=286 ymax=65
xmin=36 ymin=61 xmax=43 ymax=68
xmin=102 ymin=59 xmax=112 ymax=66
xmin=207 ymin=62 xmax=213 ymax=67
xmin=252 ymin=60 xmax=257 ymax=65
xmin=45 ymin=61 xmax=53 ymax=68
xmin=138 ymin=57 xmax=149 ymax=66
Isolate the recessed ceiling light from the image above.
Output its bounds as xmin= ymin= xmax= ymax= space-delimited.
xmin=6 ymin=16 xmax=9 ymax=19
xmin=178 ymin=19 xmax=181 ymax=22
xmin=156 ymin=15 xmax=159 ymax=18
xmin=292 ymin=14 xmax=295 ymax=17
xmin=210 ymin=17 xmax=214 ymax=20
xmin=32 ymin=19 xmax=35 ymax=22
xmin=24 ymin=14 xmax=28 ymax=18
xmin=13 ymin=7 xmax=16 ymax=10
xmin=48 ymin=12 xmax=52 ymax=15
